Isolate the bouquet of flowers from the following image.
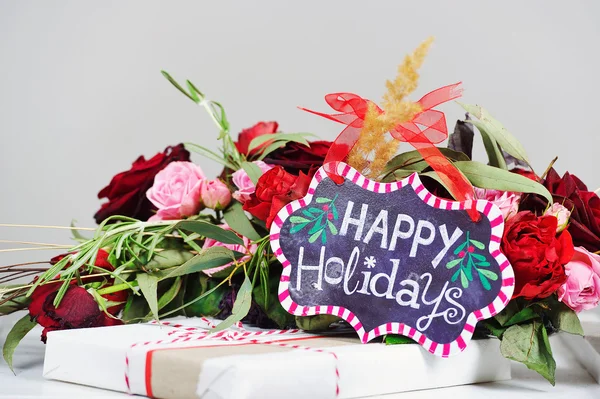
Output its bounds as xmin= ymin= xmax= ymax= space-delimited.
xmin=2 ymin=39 xmax=598 ymax=386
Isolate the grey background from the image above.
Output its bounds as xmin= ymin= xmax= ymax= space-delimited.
xmin=1 ymin=1 xmax=599 ymax=265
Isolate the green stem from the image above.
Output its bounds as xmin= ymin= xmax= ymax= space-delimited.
xmin=97 ymin=281 xmax=138 ymax=295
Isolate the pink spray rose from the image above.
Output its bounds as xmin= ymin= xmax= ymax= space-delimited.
xmin=231 ymin=161 xmax=273 ymax=204
xmin=544 ymin=203 xmax=571 ymax=233
xmin=474 ymin=188 xmax=521 ymax=221
xmin=146 ymin=161 xmax=205 ymax=221
xmin=202 ymin=224 xmax=258 ymax=276
xmin=201 ymin=179 xmax=232 ymax=210
xmin=558 ymin=246 xmax=600 ymax=312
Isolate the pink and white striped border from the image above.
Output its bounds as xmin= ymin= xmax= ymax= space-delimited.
xmin=270 ymin=162 xmax=515 ymax=357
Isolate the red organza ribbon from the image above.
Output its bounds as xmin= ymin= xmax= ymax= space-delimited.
xmin=300 ymin=82 xmax=480 ymax=222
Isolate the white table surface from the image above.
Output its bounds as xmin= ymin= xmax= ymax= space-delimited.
xmin=1 ymin=311 xmax=600 ymax=399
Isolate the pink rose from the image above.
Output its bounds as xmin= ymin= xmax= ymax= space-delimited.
xmin=202 ymin=224 xmax=258 ymax=276
xmin=231 ymin=161 xmax=273 ymax=204
xmin=201 ymin=179 xmax=232 ymax=210
xmin=474 ymin=188 xmax=521 ymax=221
xmin=544 ymin=203 xmax=571 ymax=232
xmin=558 ymin=246 xmax=600 ymax=312
xmin=146 ymin=161 xmax=205 ymax=221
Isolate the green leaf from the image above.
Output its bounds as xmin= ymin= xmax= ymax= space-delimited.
xmin=290 ymin=216 xmax=310 ymax=224
xmin=3 ymin=314 xmax=37 ymax=373
xmin=385 ymin=334 xmax=416 ymax=345
xmin=548 ymin=301 xmax=584 ymax=336
xmin=446 ymin=258 xmax=462 ymax=269
xmin=137 ymin=273 xmax=160 ymax=320
xmin=240 ymin=161 xmax=264 ymax=186
xmin=295 ymin=314 xmax=340 ymax=331
xmin=185 ymin=143 xmax=236 ymax=170
xmin=384 ymin=148 xmax=470 ymax=176
xmin=183 ymin=275 xmax=228 ymax=317
xmin=253 ymin=265 xmax=296 ymax=329
xmin=454 ymin=161 xmax=552 ymax=204
xmin=471 ymin=253 xmax=486 ymax=262
xmin=176 ymin=220 xmax=244 ymax=245
xmin=495 ymin=301 xmax=540 ymax=327
xmin=451 ymin=268 xmax=461 ymax=282
xmin=458 ymin=103 xmax=530 ymax=165
xmin=470 ymin=239 xmax=485 ymax=250
xmin=500 ymin=322 xmax=556 ymax=385
xmin=159 ymin=247 xmax=239 ymax=280
xmin=210 ymin=274 xmax=253 ymax=333
xmin=145 ymin=250 xmax=195 ymax=271
xmin=477 ymin=271 xmax=491 ymax=290
xmin=453 ymin=241 xmax=468 ymax=255
xmin=248 ymin=133 xmax=314 ymax=154
xmin=161 ymin=70 xmax=196 ymax=102
xmin=479 ymin=128 xmax=508 ymax=169
xmin=157 ymin=277 xmax=182 ymax=311
xmin=478 ymin=319 xmax=507 ymax=339
xmin=224 ymin=201 xmax=261 ymax=241
xmin=70 ymin=220 xmax=91 ymax=242
xmin=331 ymin=204 xmax=339 ymax=220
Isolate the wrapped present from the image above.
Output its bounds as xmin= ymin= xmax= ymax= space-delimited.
xmin=43 ymin=317 xmax=511 ymax=399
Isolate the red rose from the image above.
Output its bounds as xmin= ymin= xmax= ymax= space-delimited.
xmin=29 ymin=249 xmax=125 ymax=342
xmin=243 ymin=166 xmax=311 ymax=228
xmin=519 ymin=168 xmax=600 ymax=252
xmin=234 ymin=122 xmax=278 ymax=156
xmin=94 ymin=144 xmax=190 ymax=224
xmin=264 ymin=140 xmax=332 ymax=175
xmin=501 ymin=211 xmax=574 ymax=300
xmin=29 ymin=285 xmax=123 ymax=343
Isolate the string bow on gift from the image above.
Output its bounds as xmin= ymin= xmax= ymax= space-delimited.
xmin=300 ymin=82 xmax=480 ymax=222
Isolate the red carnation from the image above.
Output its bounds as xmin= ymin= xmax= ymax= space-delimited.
xmin=235 ymin=122 xmax=278 ymax=156
xmin=264 ymin=140 xmax=332 ymax=175
xmin=501 ymin=211 xmax=574 ymax=300
xmin=29 ymin=250 xmax=125 ymax=342
xmin=243 ymin=166 xmax=312 ymax=228
xmin=94 ymin=144 xmax=190 ymax=223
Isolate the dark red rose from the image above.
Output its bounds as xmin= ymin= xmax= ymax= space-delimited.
xmin=30 ymin=249 xmax=125 ymax=342
xmin=94 ymin=144 xmax=190 ymax=224
xmin=234 ymin=122 xmax=278 ymax=156
xmin=243 ymin=166 xmax=311 ymax=228
xmin=501 ymin=211 xmax=574 ymax=300
xmin=264 ymin=140 xmax=332 ymax=174
xmin=29 ymin=284 xmax=123 ymax=343
xmin=520 ymin=168 xmax=600 ymax=252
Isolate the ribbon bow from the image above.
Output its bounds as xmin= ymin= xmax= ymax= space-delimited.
xmin=300 ymin=82 xmax=480 ymax=222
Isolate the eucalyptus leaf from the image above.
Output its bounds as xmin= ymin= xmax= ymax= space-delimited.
xmin=248 ymin=133 xmax=314 ymax=154
xmin=385 ymin=334 xmax=416 ymax=345
xmin=500 ymin=322 xmax=556 ymax=385
xmin=224 ymin=202 xmax=261 ymax=241
xmin=137 ymin=273 xmax=160 ymax=320
xmin=240 ymin=161 xmax=264 ymax=186
xmin=3 ymin=314 xmax=37 ymax=373
xmin=548 ymin=301 xmax=584 ymax=336
xmin=453 ymin=161 xmax=552 ymax=203
xmin=295 ymin=314 xmax=340 ymax=331
xmin=479 ymin=128 xmax=507 ymax=169
xmin=156 ymin=277 xmax=182 ymax=311
xmin=458 ymin=103 xmax=530 ymax=165
xmin=176 ymin=220 xmax=244 ymax=245
xmin=210 ymin=274 xmax=253 ymax=333
xmin=384 ymin=148 xmax=469 ymax=176
xmin=146 ymin=250 xmax=195 ymax=271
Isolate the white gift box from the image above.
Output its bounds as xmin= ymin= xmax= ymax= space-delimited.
xmin=43 ymin=318 xmax=511 ymax=399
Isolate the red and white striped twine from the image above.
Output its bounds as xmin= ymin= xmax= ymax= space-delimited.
xmin=124 ymin=318 xmax=340 ymax=397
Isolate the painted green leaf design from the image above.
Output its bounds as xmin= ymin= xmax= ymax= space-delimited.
xmin=471 ymin=253 xmax=487 ymax=262
xmin=331 ymin=204 xmax=339 ymax=220
xmin=477 ymin=261 xmax=491 ymax=267
xmin=303 ymin=210 xmax=316 ymax=218
xmin=460 ymin=270 xmax=469 ymax=288
xmin=309 ymin=229 xmax=323 ymax=243
xmin=327 ymin=220 xmax=338 ymax=235
xmin=470 ymin=239 xmax=486 ymax=250
xmin=316 ymin=197 xmax=332 ymax=203
xmin=290 ymin=216 xmax=310 ymax=224
xmin=478 ymin=268 xmax=499 ymax=281
xmin=308 ymin=218 xmax=325 ymax=234
xmin=451 ymin=268 xmax=461 ymax=282
xmin=290 ymin=222 xmax=309 ymax=234
xmin=446 ymin=258 xmax=462 ymax=269
xmin=478 ymin=270 xmax=491 ymax=290
xmin=454 ymin=241 xmax=468 ymax=255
